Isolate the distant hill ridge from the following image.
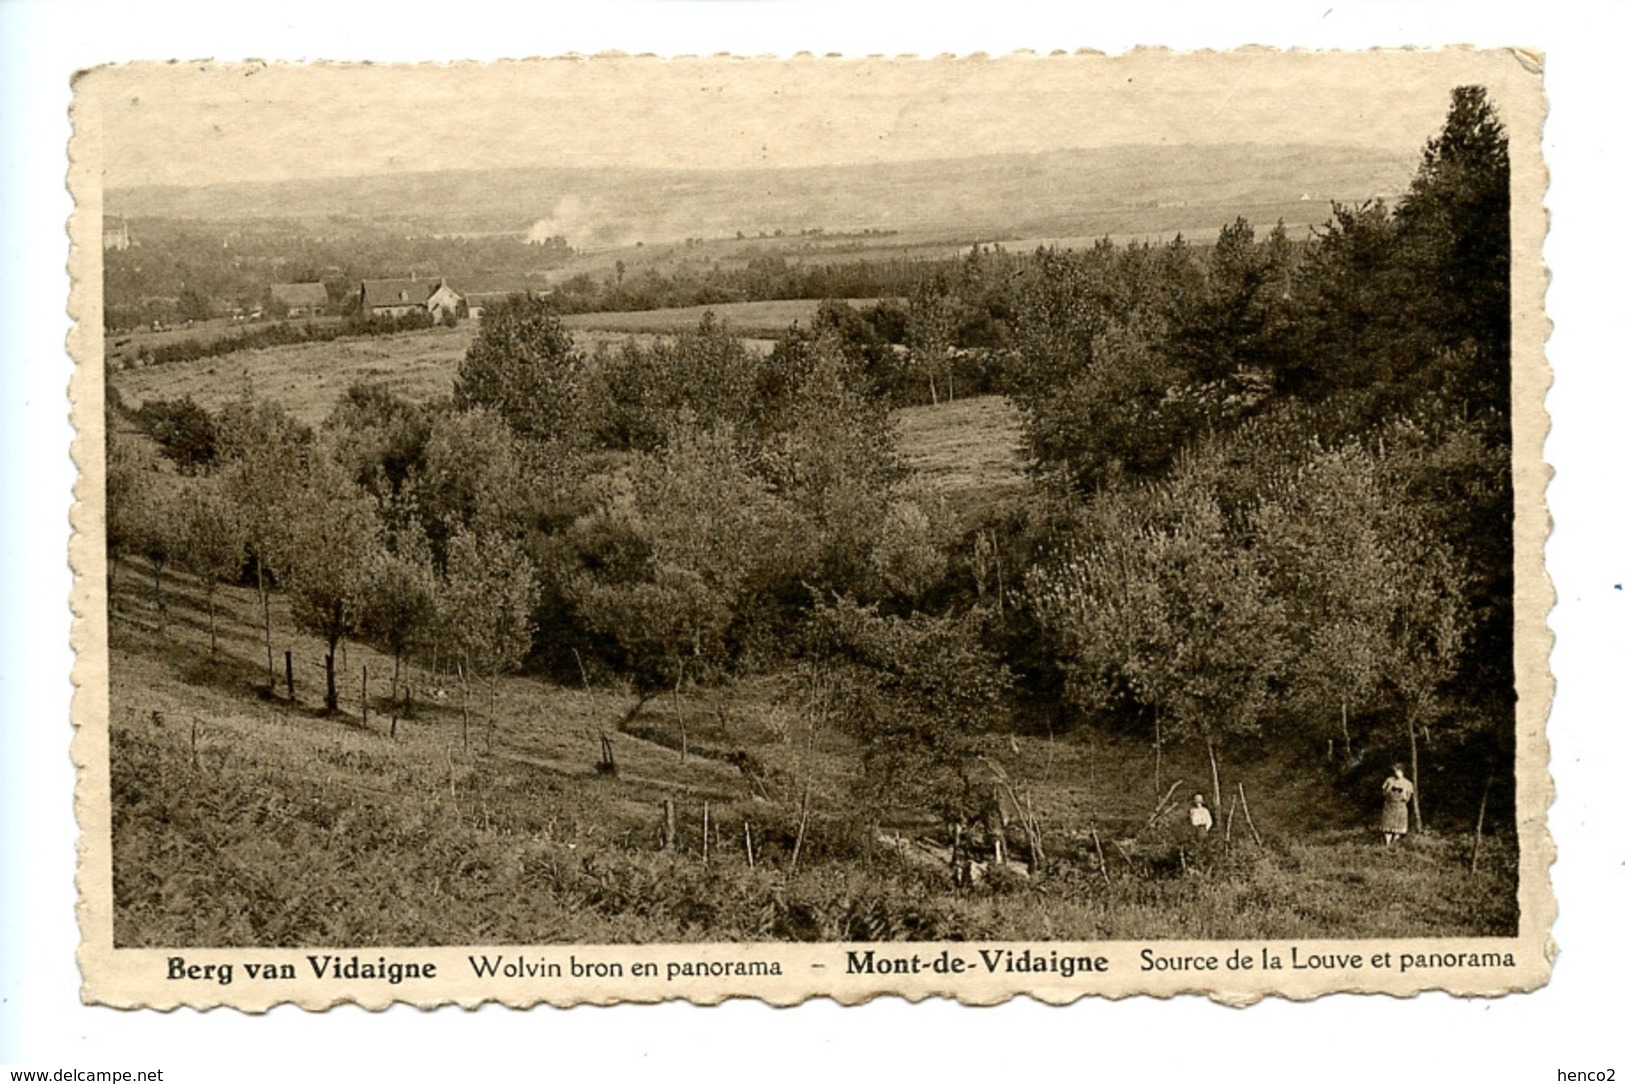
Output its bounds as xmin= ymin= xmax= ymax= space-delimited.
xmin=106 ymin=143 xmax=1417 ymax=245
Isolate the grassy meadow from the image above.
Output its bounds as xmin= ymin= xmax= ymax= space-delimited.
xmin=108 ymin=557 xmax=1517 ymax=947
xmin=559 ymin=298 xmax=877 ymax=339
xmin=109 ymin=322 xmax=750 ymax=427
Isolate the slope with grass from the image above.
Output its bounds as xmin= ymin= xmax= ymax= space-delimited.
xmin=108 ymin=517 xmax=1517 ymax=948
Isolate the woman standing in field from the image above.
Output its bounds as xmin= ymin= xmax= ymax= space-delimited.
xmin=1381 ymin=765 xmax=1414 ymax=846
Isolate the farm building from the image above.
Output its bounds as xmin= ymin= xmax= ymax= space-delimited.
xmin=269 ymin=282 xmax=330 ymax=317
xmin=359 ymin=276 xmax=468 ymax=323
xmin=103 ymin=216 xmax=132 ymax=251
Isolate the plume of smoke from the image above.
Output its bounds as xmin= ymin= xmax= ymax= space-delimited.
xmin=527 ymin=194 xmax=590 ymax=245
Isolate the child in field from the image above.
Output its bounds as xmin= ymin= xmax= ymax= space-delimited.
xmin=1188 ymin=794 xmax=1213 ymax=841
xmin=1381 ymin=765 xmax=1414 ymax=846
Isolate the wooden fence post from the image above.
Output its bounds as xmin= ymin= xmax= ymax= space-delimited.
xmin=702 ymin=802 xmax=710 ymax=863
xmin=284 ymin=650 xmax=295 ymax=703
xmin=1470 ymin=773 xmax=1494 ymax=876
xmin=361 ymin=665 xmax=369 ymax=728
xmin=744 ymin=822 xmax=755 ymax=870
xmin=662 ymin=799 xmax=676 ymax=851
xmin=1237 ymin=782 xmax=1263 ymax=848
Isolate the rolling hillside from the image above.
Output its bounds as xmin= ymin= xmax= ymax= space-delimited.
xmin=106 ymin=143 xmax=1416 ymax=247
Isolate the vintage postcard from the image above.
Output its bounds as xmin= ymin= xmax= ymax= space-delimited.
xmin=68 ymin=49 xmax=1551 ymax=1009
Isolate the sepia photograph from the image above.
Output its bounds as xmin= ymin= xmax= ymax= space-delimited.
xmin=15 ymin=0 xmax=1625 ymax=1076
xmin=65 ymin=47 xmax=1551 ymax=1007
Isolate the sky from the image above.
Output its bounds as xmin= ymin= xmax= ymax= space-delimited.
xmin=82 ymin=50 xmax=1519 ymax=189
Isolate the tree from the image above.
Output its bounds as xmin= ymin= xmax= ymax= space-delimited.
xmin=322 ymin=381 xmax=435 ymax=506
xmin=412 ymin=408 xmax=535 ymax=553
xmin=440 ymin=527 xmax=536 ymax=749
xmin=1283 ymin=200 xmax=1404 ymax=404
xmin=175 ymin=474 xmax=245 ymax=654
xmin=752 ymin=342 xmax=903 ymax=596
xmin=1375 ymin=500 xmax=1471 ymax=834
xmin=105 ymin=428 xmax=151 ymax=605
xmin=1395 ymin=85 xmax=1511 ymax=393
xmin=216 ymin=392 xmax=311 ymax=683
xmin=123 ymin=470 xmax=183 ymax=635
xmin=357 ymin=520 xmax=438 ymax=700
xmin=906 ymin=277 xmax=961 ymax=404
xmin=284 ymin=453 xmax=381 ymax=713
xmin=1173 ymin=217 xmax=1295 ymax=384
xmin=570 ymin=421 xmax=789 ymax=749
xmin=1030 ymin=478 xmax=1288 ymax=820
xmin=798 ymin=595 xmax=1014 ymax=849
xmin=454 ymin=293 xmax=585 ymax=445
xmin=132 ymin=396 xmax=218 ymax=474
xmin=1254 ymin=442 xmax=1397 ymax=763
xmin=586 ymin=312 xmax=758 ymax=451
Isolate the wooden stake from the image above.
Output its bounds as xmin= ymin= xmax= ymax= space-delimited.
xmin=744 ymin=822 xmax=755 ymax=869
xmin=1143 ymin=779 xmax=1185 ymax=831
xmin=702 ymin=802 xmax=710 ymax=863
xmin=361 ymin=665 xmax=369 ymax=729
xmin=458 ymin=661 xmax=469 ymax=752
xmin=1238 ymin=782 xmax=1263 ymax=848
xmin=789 ymin=781 xmax=812 ymax=877
xmin=662 ymin=799 xmax=676 ymax=851
xmin=1206 ymin=739 xmax=1222 ymax=824
xmin=1224 ymin=802 xmax=1236 ymax=845
xmin=284 ymin=650 xmax=295 ymax=702
xmin=1153 ymin=708 xmax=1162 ymax=797
xmin=1470 ymin=772 xmax=1494 ymax=876
xmin=1090 ymin=826 xmax=1110 ymax=882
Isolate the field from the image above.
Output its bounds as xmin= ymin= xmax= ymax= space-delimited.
xmin=109 ymin=321 xmax=762 ymax=426
xmin=560 ymin=298 xmax=881 ymax=340
xmin=895 ymin=396 xmax=1029 ymax=524
xmin=105 ymin=377 xmax=1518 ymax=947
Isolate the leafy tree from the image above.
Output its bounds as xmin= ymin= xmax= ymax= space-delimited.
xmin=284 ymin=452 xmax=381 ymax=713
xmin=122 ymin=470 xmax=183 ymax=635
xmin=440 ymin=527 xmax=536 ymax=748
xmin=798 ymin=595 xmax=1013 ymax=838
xmin=215 ymin=392 xmax=312 ymax=683
xmin=357 ymin=519 xmax=438 ymax=700
xmin=1030 ymin=479 xmax=1288 ymax=818
xmin=322 ymin=381 xmax=436 ymax=506
xmin=1373 ymin=493 xmax=1471 ymax=834
xmin=1280 ymin=200 xmax=1404 ymax=403
xmin=752 ymin=342 xmax=903 ymax=596
xmin=454 ymin=293 xmax=585 ymax=444
xmin=105 ymin=428 xmax=152 ymax=604
xmin=175 ymin=474 xmax=245 ymax=654
xmin=412 ymin=408 xmax=539 ymax=556
xmin=906 ymin=277 xmax=961 ymax=404
xmin=571 ymin=421 xmax=789 ymax=744
xmin=587 ymin=311 xmax=758 ymax=451
xmin=132 ymin=396 xmax=218 ymax=474
xmin=1253 ymin=444 xmax=1395 ymax=763
xmin=1173 ymin=217 xmax=1296 ymax=384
